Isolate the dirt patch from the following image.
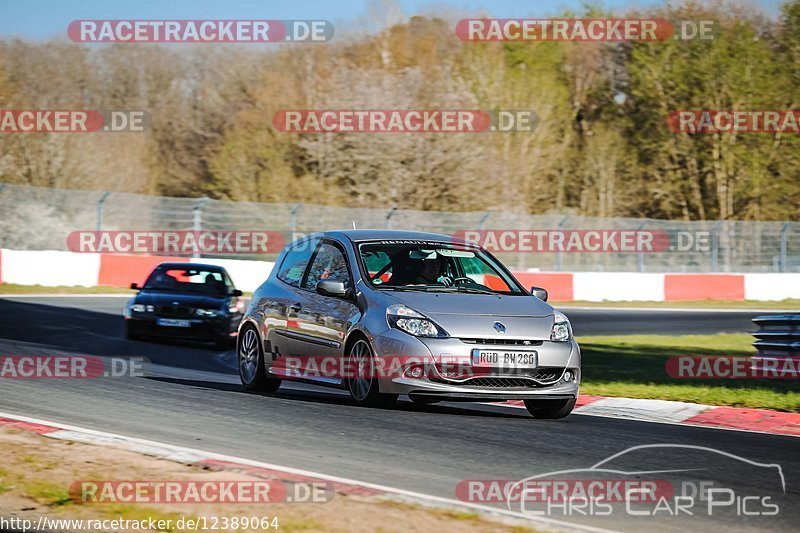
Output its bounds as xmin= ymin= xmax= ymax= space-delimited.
xmin=0 ymin=426 xmax=535 ymax=532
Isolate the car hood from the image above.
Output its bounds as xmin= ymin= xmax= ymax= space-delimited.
xmin=382 ymin=290 xmax=555 ymax=339
xmin=135 ymin=290 xmax=227 ymax=308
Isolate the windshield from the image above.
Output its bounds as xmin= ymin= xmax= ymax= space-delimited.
xmin=358 ymin=241 xmax=524 ymax=295
xmin=143 ymin=266 xmax=231 ymax=295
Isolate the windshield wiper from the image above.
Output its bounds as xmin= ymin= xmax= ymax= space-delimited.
xmin=376 ymin=286 xmax=433 ymax=292
xmin=425 ymin=286 xmax=496 ymax=295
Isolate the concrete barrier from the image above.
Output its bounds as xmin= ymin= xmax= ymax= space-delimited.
xmin=1 ymin=249 xmax=797 ymax=301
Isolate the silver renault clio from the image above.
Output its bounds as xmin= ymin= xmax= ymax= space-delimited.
xmin=238 ymin=230 xmax=580 ymax=419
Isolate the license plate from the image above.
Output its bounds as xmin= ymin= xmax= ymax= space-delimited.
xmin=156 ymin=318 xmax=191 ymax=328
xmin=472 ymin=349 xmax=537 ymax=368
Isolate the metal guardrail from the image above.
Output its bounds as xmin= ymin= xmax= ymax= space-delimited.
xmin=1 ymin=182 xmax=799 ymax=272
xmin=752 ymin=315 xmax=800 ymax=356
xmin=752 ymin=315 xmax=800 ymax=376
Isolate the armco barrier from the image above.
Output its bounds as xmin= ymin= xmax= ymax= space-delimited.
xmin=1 ymin=249 xmax=799 ymax=301
xmin=751 ymin=314 xmax=800 ymax=377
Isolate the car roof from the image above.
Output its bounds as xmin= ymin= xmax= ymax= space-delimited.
xmin=322 ymin=229 xmax=456 ymax=243
xmin=155 ymin=262 xmax=227 ymax=272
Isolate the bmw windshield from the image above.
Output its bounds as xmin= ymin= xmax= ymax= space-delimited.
xmin=358 ymin=240 xmax=525 ymax=295
xmin=143 ymin=266 xmax=231 ymax=295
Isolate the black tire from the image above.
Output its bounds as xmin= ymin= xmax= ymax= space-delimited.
xmin=345 ymin=338 xmax=397 ymax=408
xmin=125 ymin=322 xmax=140 ymax=341
xmin=214 ymin=335 xmax=233 ymax=350
xmin=409 ymin=396 xmax=441 ymax=405
xmin=523 ymin=398 xmax=576 ymax=419
xmin=238 ymin=326 xmax=281 ymax=392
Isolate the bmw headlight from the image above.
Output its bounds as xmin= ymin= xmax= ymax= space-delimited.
xmin=550 ymin=311 xmax=572 ymax=342
xmin=386 ymin=305 xmax=448 ymax=338
xmin=195 ymin=308 xmax=221 ymax=318
xmin=131 ymin=304 xmax=154 ymax=313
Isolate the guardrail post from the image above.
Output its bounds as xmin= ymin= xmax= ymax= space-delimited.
xmin=384 ymin=207 xmax=397 ymax=229
xmin=779 ymin=222 xmax=790 ymax=273
xmin=710 ymin=221 xmax=721 ymax=272
xmin=96 ymin=191 xmax=111 ymax=232
xmin=636 ymin=221 xmax=647 ymax=272
xmin=192 ymin=197 xmax=210 ymax=258
xmin=290 ymin=203 xmax=303 ymax=240
xmin=555 ymin=215 xmax=568 ymax=271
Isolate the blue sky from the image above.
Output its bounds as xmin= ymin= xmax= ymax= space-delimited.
xmin=0 ymin=0 xmax=784 ymax=40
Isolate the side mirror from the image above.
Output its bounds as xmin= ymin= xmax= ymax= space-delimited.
xmin=130 ymin=282 xmax=139 ymax=290
xmin=316 ymin=279 xmax=350 ymax=298
xmin=531 ymin=286 xmax=548 ymax=302
xmin=231 ymin=289 xmax=243 ymax=297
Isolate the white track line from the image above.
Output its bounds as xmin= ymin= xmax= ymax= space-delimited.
xmin=0 ymin=410 xmax=617 ymax=533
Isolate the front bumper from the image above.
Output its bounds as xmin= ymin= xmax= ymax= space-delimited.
xmin=125 ymin=315 xmax=241 ymax=340
xmin=371 ymin=329 xmax=580 ymax=400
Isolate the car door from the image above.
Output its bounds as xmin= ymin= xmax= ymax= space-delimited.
xmin=261 ymin=237 xmax=320 ymax=364
xmin=284 ymin=239 xmax=360 ymax=372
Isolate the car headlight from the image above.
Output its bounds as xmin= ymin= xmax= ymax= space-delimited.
xmin=550 ymin=311 xmax=572 ymax=342
xmin=131 ymin=304 xmax=154 ymax=313
xmin=386 ymin=305 xmax=448 ymax=338
xmin=195 ymin=308 xmax=221 ymax=317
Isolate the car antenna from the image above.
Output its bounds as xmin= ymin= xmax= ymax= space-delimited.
xmin=352 ymin=221 xmax=357 ymax=229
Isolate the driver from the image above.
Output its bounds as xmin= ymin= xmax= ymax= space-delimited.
xmin=413 ymin=256 xmax=452 ymax=285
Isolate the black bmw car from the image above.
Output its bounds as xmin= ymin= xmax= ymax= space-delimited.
xmin=124 ymin=262 xmax=244 ymax=348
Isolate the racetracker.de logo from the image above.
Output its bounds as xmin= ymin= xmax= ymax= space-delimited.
xmin=455 ymin=19 xmax=715 ymax=41
xmin=0 ymin=356 xmax=144 ymax=379
xmin=668 ymin=110 xmax=800 ymax=134
xmin=68 ymin=20 xmax=334 ymax=42
xmin=273 ymin=110 xmax=538 ymax=133
xmin=66 ymin=231 xmax=285 ymax=255
xmin=70 ymin=481 xmax=286 ymax=504
xmin=454 ymin=229 xmax=713 ymax=253
xmin=666 ymin=356 xmax=800 ymax=379
xmin=0 ymin=110 xmax=146 ymax=133
xmin=456 ymin=479 xmax=674 ymax=503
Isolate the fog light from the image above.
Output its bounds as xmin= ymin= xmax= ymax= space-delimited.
xmin=409 ymin=366 xmax=423 ymax=378
xmin=563 ymin=370 xmax=573 ymax=382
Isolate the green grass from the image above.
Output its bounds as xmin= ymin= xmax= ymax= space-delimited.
xmin=0 ymin=283 xmax=131 ymax=294
xmin=559 ymin=299 xmax=800 ymax=309
xmin=23 ymin=480 xmax=73 ymax=506
xmin=578 ymin=333 xmax=800 ymax=412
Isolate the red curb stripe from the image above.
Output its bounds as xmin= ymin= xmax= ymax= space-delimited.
xmin=0 ymin=416 xmax=60 ymax=434
xmin=196 ymin=459 xmax=384 ymax=497
xmin=683 ymin=407 xmax=800 ymax=436
xmin=575 ymin=394 xmax=604 ymax=408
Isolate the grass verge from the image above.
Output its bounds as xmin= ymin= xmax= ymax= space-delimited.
xmin=558 ymin=299 xmax=800 ymax=309
xmin=578 ymin=333 xmax=799 ymax=412
xmin=0 ymin=283 xmax=131 ymax=294
xmin=0 ymin=426 xmax=534 ymax=533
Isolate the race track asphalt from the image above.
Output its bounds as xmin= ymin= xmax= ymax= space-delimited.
xmin=0 ymin=296 xmax=796 ymax=532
